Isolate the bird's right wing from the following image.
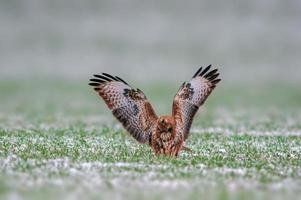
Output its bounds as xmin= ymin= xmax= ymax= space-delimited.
xmin=89 ymin=73 xmax=158 ymax=144
xmin=172 ymin=65 xmax=221 ymax=140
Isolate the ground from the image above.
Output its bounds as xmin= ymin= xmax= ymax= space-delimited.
xmin=0 ymin=79 xmax=300 ymax=200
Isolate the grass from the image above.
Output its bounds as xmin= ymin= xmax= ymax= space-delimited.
xmin=1 ymin=129 xmax=300 ymax=178
xmin=0 ymin=78 xmax=301 ymax=200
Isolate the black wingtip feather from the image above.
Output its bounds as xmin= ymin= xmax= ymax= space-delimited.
xmin=207 ymin=73 xmax=219 ymax=81
xmin=89 ymin=73 xmax=129 ymax=87
xmin=211 ymin=79 xmax=221 ymax=84
xmin=88 ymin=83 xmax=100 ymax=86
xmin=89 ymin=79 xmax=105 ymax=83
xmin=193 ymin=65 xmax=221 ymax=85
xmin=93 ymin=74 xmax=112 ymax=82
xmin=204 ymin=69 xmax=218 ymax=79
xmin=115 ymin=76 xmax=129 ymax=85
xmin=192 ymin=66 xmax=203 ymax=78
xmin=102 ymin=73 xmax=119 ymax=81
xmin=199 ymin=65 xmax=211 ymax=76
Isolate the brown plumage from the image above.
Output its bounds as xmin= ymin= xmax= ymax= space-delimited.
xmin=89 ymin=65 xmax=221 ymax=156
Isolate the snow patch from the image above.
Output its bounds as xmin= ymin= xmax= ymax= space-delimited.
xmin=191 ymin=127 xmax=301 ymax=136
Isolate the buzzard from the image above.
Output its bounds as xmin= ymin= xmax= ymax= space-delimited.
xmin=89 ymin=65 xmax=221 ymax=156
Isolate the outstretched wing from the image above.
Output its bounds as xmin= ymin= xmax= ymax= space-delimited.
xmin=89 ymin=73 xmax=158 ymax=144
xmin=172 ymin=65 xmax=221 ymax=140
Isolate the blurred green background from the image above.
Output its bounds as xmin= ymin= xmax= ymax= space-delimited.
xmin=0 ymin=0 xmax=301 ymax=119
xmin=1 ymin=0 xmax=300 ymax=81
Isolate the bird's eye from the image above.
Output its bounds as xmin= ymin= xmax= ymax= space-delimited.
xmin=167 ymin=127 xmax=172 ymax=132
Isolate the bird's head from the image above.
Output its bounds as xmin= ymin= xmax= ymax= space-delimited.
xmin=157 ymin=116 xmax=175 ymax=133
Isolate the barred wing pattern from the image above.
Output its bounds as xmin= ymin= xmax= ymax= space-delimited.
xmin=172 ymin=65 xmax=221 ymax=140
xmin=89 ymin=73 xmax=158 ymax=144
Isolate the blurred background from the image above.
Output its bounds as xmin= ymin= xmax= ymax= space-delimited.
xmin=1 ymin=0 xmax=301 ymax=81
xmin=0 ymin=0 xmax=300 ymax=127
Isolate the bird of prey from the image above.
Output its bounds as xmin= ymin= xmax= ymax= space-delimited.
xmin=89 ymin=65 xmax=221 ymax=156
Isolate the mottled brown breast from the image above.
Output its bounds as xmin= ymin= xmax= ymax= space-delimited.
xmin=151 ymin=132 xmax=183 ymax=156
xmin=151 ymin=116 xmax=184 ymax=156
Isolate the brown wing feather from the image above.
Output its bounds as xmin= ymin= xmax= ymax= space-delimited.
xmin=89 ymin=73 xmax=158 ymax=144
xmin=172 ymin=65 xmax=221 ymax=140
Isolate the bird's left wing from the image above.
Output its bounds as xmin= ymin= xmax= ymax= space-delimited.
xmin=89 ymin=73 xmax=158 ymax=144
xmin=172 ymin=65 xmax=221 ymax=141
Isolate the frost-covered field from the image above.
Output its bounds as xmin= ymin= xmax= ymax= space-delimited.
xmin=0 ymin=79 xmax=301 ymax=200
